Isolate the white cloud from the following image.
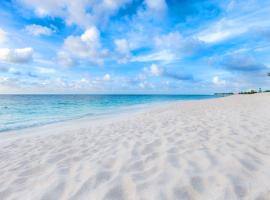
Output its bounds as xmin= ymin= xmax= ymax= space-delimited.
xmin=144 ymin=0 xmax=167 ymax=17
xmin=35 ymin=66 xmax=55 ymax=74
xmin=131 ymin=50 xmax=175 ymax=63
xmin=145 ymin=0 xmax=166 ymax=11
xmin=153 ymin=32 xmax=183 ymax=61
xmin=198 ymin=30 xmax=234 ymax=43
xmin=139 ymin=82 xmax=145 ymax=88
xmin=212 ymin=76 xmax=226 ymax=85
xmin=0 ymin=28 xmax=8 ymax=44
xmin=0 ymin=76 xmax=9 ymax=83
xmin=78 ymin=78 xmax=90 ymax=84
xmin=154 ymin=32 xmax=183 ymax=50
xmin=197 ymin=18 xmax=246 ymax=43
xmin=0 ymin=47 xmax=33 ymax=63
xmin=133 ymin=31 xmax=202 ymax=63
xmin=103 ymin=74 xmax=111 ymax=81
xmin=197 ymin=2 xmax=270 ymax=43
xmin=114 ymin=39 xmax=131 ymax=63
xmin=18 ymin=0 xmax=131 ymax=28
xmin=60 ymin=26 xmax=107 ymax=66
xmin=25 ymin=24 xmax=54 ymax=36
xmin=149 ymin=64 xmax=162 ymax=76
xmin=80 ymin=27 xmax=100 ymax=44
xmin=57 ymin=51 xmax=76 ymax=67
xmin=138 ymin=81 xmax=154 ymax=89
xmin=155 ymin=31 xmax=203 ymax=54
xmin=142 ymin=64 xmax=163 ymax=77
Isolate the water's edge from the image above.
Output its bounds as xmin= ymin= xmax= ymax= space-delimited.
xmin=0 ymin=95 xmax=220 ymax=133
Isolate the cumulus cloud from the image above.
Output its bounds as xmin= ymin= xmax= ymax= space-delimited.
xmin=131 ymin=32 xmax=203 ymax=63
xmin=0 ymin=47 xmax=33 ymax=63
xmin=25 ymin=24 xmax=54 ymax=36
xmin=145 ymin=0 xmax=167 ymax=13
xmin=0 ymin=28 xmax=8 ymax=44
xmin=114 ymin=31 xmax=194 ymax=63
xmin=143 ymin=64 xmax=194 ymax=81
xmin=57 ymin=51 xmax=76 ymax=67
xmin=114 ymin=39 xmax=131 ymax=64
xmin=59 ymin=26 xmax=107 ymax=66
xmin=212 ymin=76 xmax=226 ymax=85
xmin=149 ymin=64 xmax=162 ymax=76
xmin=139 ymin=0 xmax=167 ymax=20
xmin=155 ymin=32 xmax=203 ymax=54
xmin=143 ymin=64 xmax=163 ymax=77
xmin=154 ymin=32 xmax=183 ymax=51
xmin=35 ymin=66 xmax=56 ymax=74
xmin=103 ymin=74 xmax=111 ymax=81
xmin=18 ymin=0 xmax=132 ymax=28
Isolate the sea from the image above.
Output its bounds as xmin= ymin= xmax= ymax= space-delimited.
xmin=0 ymin=94 xmax=218 ymax=132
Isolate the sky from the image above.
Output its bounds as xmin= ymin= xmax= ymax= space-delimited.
xmin=0 ymin=0 xmax=269 ymax=94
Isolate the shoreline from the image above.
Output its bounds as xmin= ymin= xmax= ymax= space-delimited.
xmin=0 ymin=100 xmax=180 ymax=141
xmin=0 ymin=96 xmax=220 ymax=139
xmin=1 ymin=93 xmax=269 ymax=199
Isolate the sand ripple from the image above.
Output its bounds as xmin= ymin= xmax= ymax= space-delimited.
xmin=0 ymin=94 xmax=270 ymax=200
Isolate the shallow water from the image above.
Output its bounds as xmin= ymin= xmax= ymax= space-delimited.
xmin=0 ymin=94 xmax=217 ymax=132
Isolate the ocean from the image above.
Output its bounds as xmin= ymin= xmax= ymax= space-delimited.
xmin=0 ymin=94 xmax=217 ymax=132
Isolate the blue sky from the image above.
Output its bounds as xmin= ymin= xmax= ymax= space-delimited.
xmin=0 ymin=0 xmax=269 ymax=94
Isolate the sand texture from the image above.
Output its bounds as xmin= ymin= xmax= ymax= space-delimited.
xmin=0 ymin=93 xmax=270 ymax=200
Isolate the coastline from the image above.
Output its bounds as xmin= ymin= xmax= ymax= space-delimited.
xmin=1 ymin=93 xmax=270 ymax=199
xmin=0 ymin=94 xmax=217 ymax=134
xmin=0 ymin=100 xmax=172 ymax=140
xmin=0 ymin=95 xmax=219 ymax=138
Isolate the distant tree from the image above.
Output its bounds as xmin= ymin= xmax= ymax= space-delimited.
xmin=268 ymin=72 xmax=270 ymax=76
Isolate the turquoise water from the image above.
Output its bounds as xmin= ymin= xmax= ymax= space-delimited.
xmin=0 ymin=95 xmax=218 ymax=132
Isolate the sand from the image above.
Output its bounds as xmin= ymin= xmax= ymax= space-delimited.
xmin=0 ymin=93 xmax=270 ymax=200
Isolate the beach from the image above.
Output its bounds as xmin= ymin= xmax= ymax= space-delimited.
xmin=0 ymin=93 xmax=270 ymax=200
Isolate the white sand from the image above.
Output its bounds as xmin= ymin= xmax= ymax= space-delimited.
xmin=0 ymin=93 xmax=270 ymax=200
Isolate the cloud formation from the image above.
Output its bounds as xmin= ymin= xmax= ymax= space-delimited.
xmin=197 ymin=1 xmax=270 ymax=43
xmin=131 ymin=50 xmax=176 ymax=63
xmin=25 ymin=24 xmax=54 ymax=36
xmin=114 ymin=39 xmax=131 ymax=64
xmin=143 ymin=64 xmax=195 ymax=82
xmin=149 ymin=64 xmax=162 ymax=76
xmin=212 ymin=76 xmax=226 ymax=86
xmin=221 ymin=54 xmax=267 ymax=72
xmin=103 ymin=74 xmax=111 ymax=81
xmin=145 ymin=0 xmax=167 ymax=14
xmin=0 ymin=47 xmax=33 ymax=63
xmin=57 ymin=51 xmax=76 ymax=67
xmin=35 ymin=66 xmax=56 ymax=74
xmin=18 ymin=0 xmax=132 ymax=28
xmin=1 ymin=0 xmax=269 ymax=93
xmin=0 ymin=28 xmax=7 ymax=44
xmin=60 ymin=26 xmax=107 ymax=66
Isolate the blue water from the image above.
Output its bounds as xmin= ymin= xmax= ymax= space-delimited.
xmin=0 ymin=94 xmax=218 ymax=132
